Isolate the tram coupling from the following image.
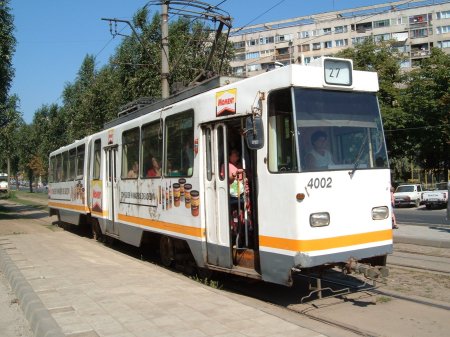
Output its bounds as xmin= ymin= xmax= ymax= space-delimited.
xmin=345 ymin=258 xmax=389 ymax=280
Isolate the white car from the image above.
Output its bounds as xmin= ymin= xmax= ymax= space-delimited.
xmin=394 ymin=184 xmax=423 ymax=208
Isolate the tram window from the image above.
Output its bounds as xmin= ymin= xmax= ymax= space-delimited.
xmin=294 ymin=89 xmax=389 ymax=171
xmin=55 ymin=154 xmax=63 ymax=182
xmin=165 ymin=110 xmax=194 ymax=177
xmin=68 ymin=149 xmax=76 ymax=180
xmin=142 ymin=121 xmax=163 ymax=178
xmin=205 ymin=128 xmax=212 ymax=181
xmin=217 ymin=126 xmax=225 ymax=181
xmin=122 ymin=128 xmax=140 ymax=179
xmin=93 ymin=139 xmax=101 ymax=180
xmin=267 ymin=89 xmax=298 ymax=173
xmin=76 ymin=145 xmax=85 ymax=180
xmin=49 ymin=156 xmax=56 ymax=183
xmin=62 ymin=151 xmax=68 ymax=182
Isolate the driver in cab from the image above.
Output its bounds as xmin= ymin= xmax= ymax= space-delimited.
xmin=305 ymin=130 xmax=334 ymax=170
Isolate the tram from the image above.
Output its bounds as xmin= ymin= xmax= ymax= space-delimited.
xmin=48 ymin=57 xmax=392 ymax=286
xmin=0 ymin=173 xmax=8 ymax=193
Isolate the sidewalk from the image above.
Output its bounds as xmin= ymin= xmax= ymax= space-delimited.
xmin=394 ymin=223 xmax=450 ymax=249
xmin=1 ymin=232 xmax=327 ymax=337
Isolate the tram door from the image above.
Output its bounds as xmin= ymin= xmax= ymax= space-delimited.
xmin=203 ymin=124 xmax=233 ymax=268
xmin=104 ymin=145 xmax=119 ymax=236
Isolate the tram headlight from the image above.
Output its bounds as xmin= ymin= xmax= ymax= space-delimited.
xmin=372 ymin=206 xmax=389 ymax=220
xmin=310 ymin=212 xmax=330 ymax=227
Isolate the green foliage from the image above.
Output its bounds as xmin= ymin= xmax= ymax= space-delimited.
xmin=0 ymin=0 xmax=15 ymax=108
xmin=62 ymin=54 xmax=100 ymax=141
xmin=0 ymin=95 xmax=23 ymax=172
xmin=400 ymin=48 xmax=450 ymax=177
xmin=15 ymin=123 xmax=37 ymax=188
xmin=56 ymin=10 xmax=234 ymax=143
xmin=32 ymin=104 xmax=68 ymax=178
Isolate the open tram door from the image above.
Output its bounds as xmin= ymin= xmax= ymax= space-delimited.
xmin=104 ymin=145 xmax=119 ymax=237
xmin=202 ymin=120 xmax=260 ymax=274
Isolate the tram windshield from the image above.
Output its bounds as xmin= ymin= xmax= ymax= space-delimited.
xmin=267 ymin=88 xmax=388 ymax=173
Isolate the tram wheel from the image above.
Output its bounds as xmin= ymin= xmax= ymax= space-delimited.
xmin=160 ymin=236 xmax=175 ymax=267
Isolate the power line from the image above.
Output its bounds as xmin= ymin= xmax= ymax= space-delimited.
xmin=94 ymin=20 xmax=129 ymax=65
xmin=234 ymin=0 xmax=288 ymax=33
xmin=385 ymin=123 xmax=450 ymax=132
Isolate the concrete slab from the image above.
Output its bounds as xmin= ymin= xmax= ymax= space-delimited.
xmin=0 ymin=232 xmax=327 ymax=337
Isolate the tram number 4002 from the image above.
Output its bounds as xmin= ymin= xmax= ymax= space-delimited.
xmin=307 ymin=177 xmax=332 ymax=189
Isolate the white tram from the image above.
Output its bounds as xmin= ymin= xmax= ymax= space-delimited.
xmin=0 ymin=173 xmax=8 ymax=193
xmin=49 ymin=57 xmax=393 ymax=286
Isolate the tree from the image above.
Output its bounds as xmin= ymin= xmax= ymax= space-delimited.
xmin=0 ymin=0 xmax=16 ymax=127
xmin=32 ymin=104 xmax=68 ymax=182
xmin=15 ymin=124 xmax=37 ymax=192
xmin=400 ymin=48 xmax=450 ymax=180
xmin=57 ymin=8 xmax=235 ymax=140
xmin=0 ymin=95 xmax=22 ymax=190
xmin=62 ymin=54 xmax=99 ymax=141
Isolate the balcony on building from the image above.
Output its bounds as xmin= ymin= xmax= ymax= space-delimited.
xmin=352 ymin=22 xmax=373 ymax=33
xmin=409 ymin=13 xmax=432 ymax=28
xmin=410 ymin=43 xmax=431 ymax=58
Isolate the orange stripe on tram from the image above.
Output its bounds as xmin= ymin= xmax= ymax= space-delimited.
xmin=48 ymin=201 xmax=89 ymax=212
xmin=259 ymin=229 xmax=393 ymax=252
xmin=118 ymin=213 xmax=203 ymax=238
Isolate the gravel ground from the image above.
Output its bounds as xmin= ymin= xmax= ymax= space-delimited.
xmin=0 ymin=270 xmax=33 ymax=337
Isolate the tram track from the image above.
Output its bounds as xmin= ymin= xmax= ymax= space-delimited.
xmin=218 ymin=266 xmax=450 ymax=337
xmin=284 ymin=302 xmax=380 ymax=337
xmin=387 ymin=262 xmax=450 ymax=276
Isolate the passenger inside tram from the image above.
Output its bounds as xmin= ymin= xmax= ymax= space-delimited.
xmin=146 ymin=157 xmax=161 ymax=177
xmin=127 ymin=161 xmax=139 ymax=178
xmin=223 ymin=126 xmax=254 ymax=249
xmin=304 ymin=130 xmax=335 ymax=170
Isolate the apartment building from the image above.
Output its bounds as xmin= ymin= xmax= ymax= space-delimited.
xmin=228 ymin=0 xmax=450 ymax=76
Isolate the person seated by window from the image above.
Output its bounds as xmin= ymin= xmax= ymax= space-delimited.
xmin=127 ymin=161 xmax=139 ymax=178
xmin=305 ymin=130 xmax=334 ymax=170
xmin=146 ymin=157 xmax=161 ymax=177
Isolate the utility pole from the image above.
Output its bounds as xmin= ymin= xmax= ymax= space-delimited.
xmin=161 ymin=1 xmax=170 ymax=99
xmin=102 ymin=1 xmax=231 ymax=98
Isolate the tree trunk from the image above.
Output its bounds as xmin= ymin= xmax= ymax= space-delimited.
xmin=28 ymin=169 xmax=33 ymax=193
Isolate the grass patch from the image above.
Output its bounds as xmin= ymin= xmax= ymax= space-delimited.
xmin=8 ymin=191 xmax=48 ymax=208
xmin=376 ymin=296 xmax=392 ymax=303
xmin=12 ymin=190 xmax=48 ymax=201
xmin=190 ymin=275 xmax=222 ymax=289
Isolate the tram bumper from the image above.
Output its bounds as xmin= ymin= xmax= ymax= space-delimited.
xmin=293 ymin=243 xmax=392 ymax=270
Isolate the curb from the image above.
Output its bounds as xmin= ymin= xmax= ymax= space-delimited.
xmin=0 ymin=247 xmax=65 ymax=337
xmin=394 ymin=236 xmax=450 ymax=249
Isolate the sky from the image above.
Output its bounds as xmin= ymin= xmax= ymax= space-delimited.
xmin=10 ymin=0 xmax=398 ymax=124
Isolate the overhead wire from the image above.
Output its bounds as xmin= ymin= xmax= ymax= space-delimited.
xmin=161 ymin=0 xmax=231 ymax=75
xmin=234 ymin=0 xmax=288 ymax=33
xmin=385 ymin=123 xmax=450 ymax=132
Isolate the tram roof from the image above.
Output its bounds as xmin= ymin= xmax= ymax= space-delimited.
xmin=104 ymin=75 xmax=243 ymax=129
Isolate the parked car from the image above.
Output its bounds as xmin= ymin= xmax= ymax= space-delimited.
xmin=394 ymin=184 xmax=423 ymax=208
xmin=422 ymin=182 xmax=448 ymax=209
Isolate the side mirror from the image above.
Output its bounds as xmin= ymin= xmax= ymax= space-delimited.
xmin=245 ymin=116 xmax=264 ymax=150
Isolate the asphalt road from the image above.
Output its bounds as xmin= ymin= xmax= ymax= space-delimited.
xmin=394 ymin=205 xmax=448 ymax=226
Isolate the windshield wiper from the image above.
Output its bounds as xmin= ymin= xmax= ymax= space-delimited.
xmin=349 ymin=134 xmax=368 ymax=178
